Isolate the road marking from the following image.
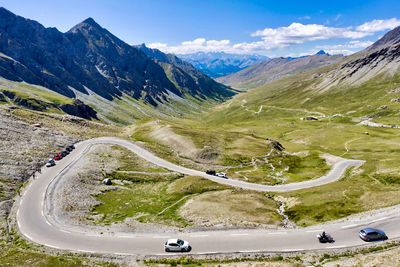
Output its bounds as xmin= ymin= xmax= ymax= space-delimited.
xmin=268 ymin=232 xmax=288 ymax=235
xmin=59 ymin=229 xmax=71 ymax=234
xmin=189 ymin=234 xmax=209 ymax=237
xmin=197 ymin=251 xmax=220 ymax=255
xmin=371 ymin=217 xmax=388 ymax=223
xmin=85 ymin=233 xmax=101 ymax=237
xmin=239 ymin=250 xmax=260 ymax=253
xmin=17 ymin=220 xmax=21 ymax=228
xmin=20 ymin=199 xmax=23 ymax=205
xmin=155 ymin=253 xmax=170 ymax=256
xmin=77 ymin=249 xmax=95 ymax=253
xmin=341 ymin=224 xmax=358 ymax=229
xmin=41 ymin=209 xmax=44 ymax=217
xmin=152 ymin=236 xmax=171 ymax=239
xmin=306 ymin=229 xmax=324 ymax=233
xmin=326 ymin=245 xmax=346 ymax=249
xmin=118 ymin=235 xmax=136 ymax=238
xmin=45 ymin=220 xmax=51 ymax=226
xmin=281 ymin=248 xmax=305 ymax=252
xmin=16 ymin=210 xmax=19 ymax=217
xmin=230 ymin=233 xmax=248 ymax=236
xmin=45 ymin=244 xmax=60 ymax=249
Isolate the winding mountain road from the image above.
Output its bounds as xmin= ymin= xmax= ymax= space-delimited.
xmin=16 ymin=137 xmax=400 ymax=256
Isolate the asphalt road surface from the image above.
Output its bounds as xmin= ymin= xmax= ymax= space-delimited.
xmin=16 ymin=137 xmax=399 ymax=256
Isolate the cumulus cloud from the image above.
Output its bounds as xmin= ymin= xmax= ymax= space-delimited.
xmin=317 ymin=40 xmax=374 ymax=50
xmin=356 ymin=18 xmax=400 ymax=32
xmin=148 ymin=18 xmax=399 ymax=55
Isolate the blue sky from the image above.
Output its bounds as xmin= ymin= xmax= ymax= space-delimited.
xmin=1 ymin=0 xmax=399 ymax=57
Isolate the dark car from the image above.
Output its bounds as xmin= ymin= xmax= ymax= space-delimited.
xmin=359 ymin=228 xmax=387 ymax=241
xmin=66 ymin=145 xmax=75 ymax=151
xmin=206 ymin=170 xmax=216 ymax=175
xmin=60 ymin=151 xmax=68 ymax=157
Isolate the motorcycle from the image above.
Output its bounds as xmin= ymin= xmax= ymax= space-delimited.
xmin=317 ymin=232 xmax=334 ymax=243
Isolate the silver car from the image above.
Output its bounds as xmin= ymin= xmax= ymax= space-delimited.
xmin=46 ymin=159 xmax=55 ymax=167
xmin=164 ymin=238 xmax=191 ymax=252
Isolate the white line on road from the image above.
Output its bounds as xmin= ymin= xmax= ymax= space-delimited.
xmin=268 ymin=232 xmax=288 ymax=235
xmin=281 ymin=248 xmax=305 ymax=252
xmin=118 ymin=235 xmax=136 ymax=238
xmin=85 ymin=234 xmax=101 ymax=237
xmin=341 ymin=224 xmax=358 ymax=229
xmin=371 ymin=217 xmax=388 ymax=223
xmin=152 ymin=236 xmax=171 ymax=239
xmin=77 ymin=249 xmax=95 ymax=253
xmin=115 ymin=252 xmax=133 ymax=256
xmin=230 ymin=233 xmax=249 ymax=236
xmin=45 ymin=220 xmax=51 ymax=226
xmin=45 ymin=244 xmax=60 ymax=249
xmin=306 ymin=229 xmax=324 ymax=233
xmin=59 ymin=229 xmax=71 ymax=234
xmin=189 ymin=234 xmax=209 ymax=237
xmin=239 ymin=250 xmax=261 ymax=253
xmin=326 ymin=245 xmax=346 ymax=249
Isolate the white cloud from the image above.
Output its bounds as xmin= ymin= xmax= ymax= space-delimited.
xmin=251 ymin=22 xmax=372 ymax=46
xmin=334 ymin=14 xmax=342 ymax=22
xmin=298 ymin=15 xmax=311 ymax=20
xmin=317 ymin=40 xmax=374 ymax=50
xmin=356 ymin=18 xmax=400 ymax=32
xmin=148 ymin=18 xmax=399 ymax=55
xmin=148 ymin=38 xmax=233 ymax=54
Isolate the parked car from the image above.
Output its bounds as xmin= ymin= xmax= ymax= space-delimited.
xmin=46 ymin=159 xmax=56 ymax=167
xmin=359 ymin=228 xmax=387 ymax=241
xmin=54 ymin=154 xmax=62 ymax=160
xmin=60 ymin=151 xmax=68 ymax=157
xmin=164 ymin=239 xmax=191 ymax=252
xmin=206 ymin=170 xmax=216 ymax=175
xmin=216 ymin=172 xmax=228 ymax=178
xmin=66 ymin=145 xmax=75 ymax=151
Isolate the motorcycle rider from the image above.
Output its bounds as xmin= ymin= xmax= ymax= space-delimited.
xmin=322 ymin=231 xmax=326 ymax=239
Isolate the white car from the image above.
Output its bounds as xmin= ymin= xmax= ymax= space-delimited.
xmin=45 ymin=159 xmax=55 ymax=167
xmin=164 ymin=238 xmax=191 ymax=252
xmin=216 ymin=172 xmax=227 ymax=178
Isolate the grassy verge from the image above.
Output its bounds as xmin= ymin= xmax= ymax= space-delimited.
xmin=92 ymin=175 xmax=230 ymax=227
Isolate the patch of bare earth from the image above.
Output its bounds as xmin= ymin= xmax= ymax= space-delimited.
xmin=179 ymin=189 xmax=281 ymax=228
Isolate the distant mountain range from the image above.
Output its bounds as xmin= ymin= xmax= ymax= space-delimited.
xmin=177 ymin=52 xmax=269 ymax=78
xmin=215 ymin=24 xmax=400 ymax=121
xmin=217 ymin=50 xmax=344 ymax=90
xmin=0 ymin=7 xmax=234 ymax=120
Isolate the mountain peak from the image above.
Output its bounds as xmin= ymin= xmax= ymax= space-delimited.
xmin=82 ymin=17 xmax=98 ymax=26
xmin=69 ymin=17 xmax=103 ymax=32
xmin=315 ymin=50 xmax=327 ymax=55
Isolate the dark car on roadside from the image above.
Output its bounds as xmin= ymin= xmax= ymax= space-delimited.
xmin=60 ymin=151 xmax=68 ymax=157
xmin=206 ymin=170 xmax=216 ymax=175
xmin=359 ymin=228 xmax=387 ymax=241
xmin=66 ymin=145 xmax=75 ymax=151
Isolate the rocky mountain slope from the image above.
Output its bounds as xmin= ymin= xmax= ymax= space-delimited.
xmin=217 ymin=51 xmax=344 ymax=90
xmin=0 ymin=7 xmax=234 ymax=116
xmin=178 ymin=52 xmax=269 ymax=78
